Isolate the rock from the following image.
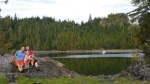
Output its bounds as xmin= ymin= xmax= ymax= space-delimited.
xmin=51 ymin=59 xmax=65 ymax=67
xmin=119 ymin=71 xmax=128 ymax=77
xmin=126 ymin=61 xmax=150 ymax=81
xmin=113 ymin=73 xmax=120 ymax=79
xmin=0 ymin=54 xmax=80 ymax=78
xmin=99 ymin=75 xmax=114 ymax=83
xmin=98 ymin=60 xmax=150 ymax=82
xmin=5 ymin=74 xmax=16 ymax=83
xmin=0 ymin=54 xmax=16 ymax=72
xmin=97 ymin=74 xmax=121 ymax=83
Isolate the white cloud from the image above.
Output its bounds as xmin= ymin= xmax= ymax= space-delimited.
xmin=0 ymin=0 xmax=136 ymax=23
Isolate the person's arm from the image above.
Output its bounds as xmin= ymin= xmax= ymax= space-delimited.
xmin=31 ymin=50 xmax=35 ymax=58
xmin=32 ymin=54 xmax=34 ymax=58
xmin=9 ymin=54 xmax=16 ymax=63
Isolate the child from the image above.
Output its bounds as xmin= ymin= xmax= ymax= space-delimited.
xmin=24 ymin=51 xmax=33 ymax=67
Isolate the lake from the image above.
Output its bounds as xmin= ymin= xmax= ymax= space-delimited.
xmin=37 ymin=53 xmax=139 ymax=76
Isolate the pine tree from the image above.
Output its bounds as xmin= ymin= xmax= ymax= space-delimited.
xmin=129 ymin=0 xmax=150 ymax=61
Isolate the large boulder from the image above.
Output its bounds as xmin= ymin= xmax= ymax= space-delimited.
xmin=0 ymin=54 xmax=80 ymax=78
xmin=127 ymin=61 xmax=150 ymax=80
xmin=97 ymin=61 xmax=150 ymax=82
xmin=23 ymin=57 xmax=80 ymax=78
xmin=0 ymin=54 xmax=16 ymax=72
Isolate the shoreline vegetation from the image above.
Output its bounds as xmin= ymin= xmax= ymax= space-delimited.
xmin=34 ymin=49 xmax=143 ymax=54
xmin=0 ymin=73 xmax=149 ymax=84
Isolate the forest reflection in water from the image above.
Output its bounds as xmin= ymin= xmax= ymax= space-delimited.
xmin=51 ymin=53 xmax=133 ymax=75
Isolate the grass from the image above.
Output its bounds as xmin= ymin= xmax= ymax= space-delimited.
xmin=0 ymin=73 xmax=9 ymax=84
xmin=16 ymin=76 xmax=101 ymax=84
xmin=0 ymin=74 xmax=150 ymax=84
xmin=114 ymin=77 xmax=150 ymax=84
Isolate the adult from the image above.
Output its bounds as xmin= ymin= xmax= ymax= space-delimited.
xmin=10 ymin=47 xmax=26 ymax=73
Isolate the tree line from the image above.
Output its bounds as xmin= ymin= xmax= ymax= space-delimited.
xmin=0 ymin=13 xmax=139 ymax=54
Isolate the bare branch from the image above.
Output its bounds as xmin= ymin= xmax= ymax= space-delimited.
xmin=0 ymin=0 xmax=8 ymax=4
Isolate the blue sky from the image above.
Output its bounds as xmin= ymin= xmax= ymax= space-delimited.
xmin=0 ymin=0 xmax=136 ymax=23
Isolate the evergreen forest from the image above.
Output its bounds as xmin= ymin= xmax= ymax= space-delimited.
xmin=0 ymin=13 xmax=139 ymax=53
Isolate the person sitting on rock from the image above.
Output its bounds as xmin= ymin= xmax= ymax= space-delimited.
xmin=24 ymin=51 xmax=33 ymax=68
xmin=25 ymin=46 xmax=35 ymax=66
xmin=25 ymin=46 xmax=39 ymax=69
xmin=34 ymin=59 xmax=39 ymax=69
xmin=10 ymin=47 xmax=26 ymax=73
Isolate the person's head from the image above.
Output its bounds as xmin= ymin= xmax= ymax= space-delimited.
xmin=26 ymin=51 xmax=29 ymax=55
xmin=21 ymin=47 xmax=25 ymax=52
xmin=26 ymin=46 xmax=30 ymax=51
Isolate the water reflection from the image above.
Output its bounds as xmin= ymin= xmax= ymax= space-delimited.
xmin=51 ymin=53 xmax=135 ymax=76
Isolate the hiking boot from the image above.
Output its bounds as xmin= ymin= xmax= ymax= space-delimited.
xmin=19 ymin=71 xmax=23 ymax=74
xmin=20 ymin=69 xmax=24 ymax=73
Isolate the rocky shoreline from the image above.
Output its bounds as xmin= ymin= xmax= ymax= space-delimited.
xmin=0 ymin=54 xmax=150 ymax=83
xmin=0 ymin=54 xmax=80 ymax=80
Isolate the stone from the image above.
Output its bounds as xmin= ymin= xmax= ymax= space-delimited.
xmin=98 ymin=60 xmax=150 ymax=82
xmin=0 ymin=54 xmax=80 ymax=78
xmin=5 ymin=74 xmax=16 ymax=83
xmin=126 ymin=61 xmax=150 ymax=80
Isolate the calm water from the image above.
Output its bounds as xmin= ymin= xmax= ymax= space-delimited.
xmin=38 ymin=53 xmax=137 ymax=76
xmin=52 ymin=53 xmax=134 ymax=58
